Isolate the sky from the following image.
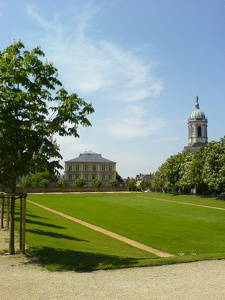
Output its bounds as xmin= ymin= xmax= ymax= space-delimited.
xmin=1 ymin=0 xmax=225 ymax=178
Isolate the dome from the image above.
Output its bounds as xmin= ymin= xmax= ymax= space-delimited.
xmin=189 ymin=108 xmax=205 ymax=119
xmin=189 ymin=95 xmax=205 ymax=119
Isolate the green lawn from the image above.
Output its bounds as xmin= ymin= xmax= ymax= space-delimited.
xmin=17 ymin=192 xmax=225 ymax=271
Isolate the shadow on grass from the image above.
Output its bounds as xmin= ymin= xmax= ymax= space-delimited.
xmin=26 ymin=213 xmax=49 ymax=220
xmin=25 ymin=219 xmax=66 ymax=229
xmin=26 ymin=229 xmax=89 ymax=242
xmin=30 ymin=246 xmax=140 ymax=272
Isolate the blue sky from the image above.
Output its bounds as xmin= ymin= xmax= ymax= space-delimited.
xmin=1 ymin=0 xmax=225 ymax=178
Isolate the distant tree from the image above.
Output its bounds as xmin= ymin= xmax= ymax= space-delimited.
xmin=108 ymin=178 xmax=119 ymax=187
xmin=140 ymin=179 xmax=151 ymax=191
xmin=21 ymin=175 xmax=33 ymax=188
xmin=57 ymin=179 xmax=68 ymax=187
xmin=39 ymin=179 xmax=50 ymax=188
xmin=92 ymin=178 xmax=102 ymax=188
xmin=202 ymin=137 xmax=225 ymax=194
xmin=152 ymin=151 xmax=191 ymax=193
xmin=75 ymin=177 xmax=86 ymax=188
xmin=180 ymin=147 xmax=207 ymax=194
xmin=32 ymin=171 xmax=52 ymax=187
xmin=126 ymin=177 xmax=136 ymax=191
xmin=152 ymin=163 xmax=169 ymax=192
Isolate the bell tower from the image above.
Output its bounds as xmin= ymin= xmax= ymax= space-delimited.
xmin=184 ymin=96 xmax=208 ymax=153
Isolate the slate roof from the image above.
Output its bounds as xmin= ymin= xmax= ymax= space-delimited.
xmin=65 ymin=151 xmax=116 ymax=163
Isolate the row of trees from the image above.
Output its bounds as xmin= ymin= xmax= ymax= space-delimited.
xmin=21 ymin=172 xmax=119 ymax=188
xmin=21 ymin=173 xmax=153 ymax=190
xmin=152 ymin=137 xmax=225 ymax=194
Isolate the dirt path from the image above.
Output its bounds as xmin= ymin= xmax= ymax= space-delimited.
xmin=27 ymin=200 xmax=174 ymax=258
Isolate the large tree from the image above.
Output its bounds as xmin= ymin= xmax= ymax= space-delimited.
xmin=0 ymin=39 xmax=94 ymax=192
xmin=0 ymin=40 xmax=94 ymax=253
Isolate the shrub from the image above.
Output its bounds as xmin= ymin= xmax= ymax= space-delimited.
xmin=92 ymin=178 xmax=102 ymax=188
xmin=21 ymin=175 xmax=33 ymax=188
xmin=74 ymin=177 xmax=86 ymax=187
xmin=108 ymin=179 xmax=119 ymax=187
xmin=39 ymin=179 xmax=51 ymax=188
xmin=57 ymin=179 xmax=69 ymax=187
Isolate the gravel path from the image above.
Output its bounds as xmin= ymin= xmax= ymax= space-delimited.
xmin=0 ymin=254 xmax=225 ymax=300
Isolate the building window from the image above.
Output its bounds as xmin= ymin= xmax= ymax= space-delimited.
xmin=102 ymin=165 xmax=106 ymax=172
xmin=75 ymin=174 xmax=79 ymax=179
xmin=85 ymin=174 xmax=89 ymax=180
xmin=68 ymin=174 xmax=72 ymax=180
xmin=197 ymin=126 xmax=202 ymax=137
xmin=92 ymin=174 xmax=96 ymax=180
xmin=75 ymin=165 xmax=79 ymax=171
xmin=102 ymin=174 xmax=106 ymax=181
xmin=108 ymin=174 xmax=112 ymax=180
xmin=68 ymin=165 xmax=72 ymax=171
xmin=92 ymin=165 xmax=96 ymax=172
xmin=109 ymin=165 xmax=112 ymax=172
xmin=85 ymin=165 xmax=89 ymax=171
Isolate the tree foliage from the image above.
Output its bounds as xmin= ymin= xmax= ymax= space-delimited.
xmin=32 ymin=171 xmax=52 ymax=187
xmin=152 ymin=137 xmax=225 ymax=194
xmin=108 ymin=178 xmax=119 ymax=187
xmin=57 ymin=179 xmax=68 ymax=187
xmin=126 ymin=177 xmax=136 ymax=191
xmin=0 ymin=40 xmax=94 ymax=192
xmin=92 ymin=178 xmax=102 ymax=188
xmin=202 ymin=138 xmax=225 ymax=193
xmin=140 ymin=179 xmax=152 ymax=191
xmin=74 ymin=177 xmax=86 ymax=188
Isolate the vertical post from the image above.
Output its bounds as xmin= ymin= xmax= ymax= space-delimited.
xmin=20 ymin=196 xmax=22 ymax=251
xmin=0 ymin=194 xmax=4 ymax=229
xmin=6 ymin=196 xmax=9 ymax=229
xmin=21 ymin=196 xmax=26 ymax=254
xmin=9 ymin=195 xmax=15 ymax=255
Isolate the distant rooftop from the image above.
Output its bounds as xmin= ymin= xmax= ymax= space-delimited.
xmin=65 ymin=151 xmax=116 ymax=164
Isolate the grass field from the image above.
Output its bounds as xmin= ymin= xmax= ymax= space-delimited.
xmin=16 ymin=192 xmax=225 ymax=271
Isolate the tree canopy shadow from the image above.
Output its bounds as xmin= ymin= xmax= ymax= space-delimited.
xmin=29 ymin=246 xmax=140 ymax=272
xmin=26 ymin=213 xmax=49 ymax=220
xmin=26 ymin=229 xmax=89 ymax=242
xmin=25 ymin=219 xmax=66 ymax=229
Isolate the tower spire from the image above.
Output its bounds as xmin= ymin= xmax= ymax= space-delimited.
xmin=195 ymin=95 xmax=199 ymax=109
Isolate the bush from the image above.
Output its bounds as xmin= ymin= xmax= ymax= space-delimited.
xmin=74 ymin=177 xmax=86 ymax=187
xmin=21 ymin=176 xmax=33 ymax=188
xmin=32 ymin=172 xmax=52 ymax=187
xmin=57 ymin=179 xmax=69 ymax=187
xmin=108 ymin=179 xmax=119 ymax=187
xmin=92 ymin=178 xmax=102 ymax=188
xmin=39 ymin=179 xmax=51 ymax=188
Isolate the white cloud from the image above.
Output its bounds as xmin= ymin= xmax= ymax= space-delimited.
xmin=26 ymin=4 xmax=163 ymax=98
xmin=26 ymin=4 xmax=164 ymax=141
xmin=103 ymin=104 xmax=167 ymax=139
